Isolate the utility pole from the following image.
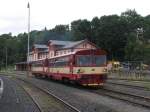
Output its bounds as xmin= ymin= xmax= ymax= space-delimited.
xmin=27 ymin=2 xmax=30 ymax=77
xmin=5 ymin=47 xmax=7 ymax=71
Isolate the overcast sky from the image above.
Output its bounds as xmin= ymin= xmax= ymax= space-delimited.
xmin=0 ymin=0 xmax=150 ymax=35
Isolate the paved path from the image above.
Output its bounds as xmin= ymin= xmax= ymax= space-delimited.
xmin=0 ymin=75 xmax=40 ymax=112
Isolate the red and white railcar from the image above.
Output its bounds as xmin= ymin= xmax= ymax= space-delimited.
xmin=31 ymin=49 xmax=107 ymax=86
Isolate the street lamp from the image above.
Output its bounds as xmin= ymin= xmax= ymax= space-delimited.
xmin=27 ymin=2 xmax=30 ymax=76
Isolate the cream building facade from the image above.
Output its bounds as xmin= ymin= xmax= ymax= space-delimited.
xmin=29 ymin=39 xmax=97 ymax=62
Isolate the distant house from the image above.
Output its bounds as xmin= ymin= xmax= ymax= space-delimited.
xmin=29 ymin=39 xmax=97 ymax=62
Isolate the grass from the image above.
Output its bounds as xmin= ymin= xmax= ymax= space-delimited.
xmin=0 ymin=65 xmax=15 ymax=72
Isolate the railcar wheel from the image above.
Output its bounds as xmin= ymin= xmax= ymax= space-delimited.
xmin=44 ymin=75 xmax=48 ymax=78
xmin=70 ymin=80 xmax=76 ymax=85
xmin=49 ymin=76 xmax=53 ymax=80
xmin=32 ymin=73 xmax=38 ymax=77
xmin=62 ymin=78 xmax=69 ymax=84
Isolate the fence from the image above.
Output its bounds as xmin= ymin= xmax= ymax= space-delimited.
xmin=108 ymin=61 xmax=150 ymax=80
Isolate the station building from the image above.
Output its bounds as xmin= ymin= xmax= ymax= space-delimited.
xmin=15 ymin=39 xmax=97 ymax=71
xmin=29 ymin=39 xmax=97 ymax=61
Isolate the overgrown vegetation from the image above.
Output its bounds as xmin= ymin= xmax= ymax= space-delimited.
xmin=0 ymin=9 xmax=150 ymax=69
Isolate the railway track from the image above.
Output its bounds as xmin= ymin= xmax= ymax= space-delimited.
xmin=13 ymin=78 xmax=43 ymax=112
xmin=3 ymin=73 xmax=150 ymax=111
xmin=91 ymin=87 xmax=150 ymax=109
xmin=108 ymin=77 xmax=150 ymax=82
xmin=106 ymin=81 xmax=149 ymax=91
xmin=14 ymin=77 xmax=81 ymax=112
xmin=15 ymin=76 xmax=150 ymax=110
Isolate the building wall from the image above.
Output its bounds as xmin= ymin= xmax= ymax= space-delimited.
xmin=38 ymin=52 xmax=48 ymax=59
xmin=33 ymin=49 xmax=38 ymax=61
xmin=29 ymin=40 xmax=97 ymax=61
xmin=48 ymin=44 xmax=55 ymax=58
xmin=49 ymin=50 xmax=55 ymax=58
xmin=56 ymin=49 xmax=71 ymax=56
xmin=55 ymin=42 xmax=96 ymax=56
xmin=73 ymin=42 xmax=96 ymax=52
xmin=29 ymin=54 xmax=33 ymax=62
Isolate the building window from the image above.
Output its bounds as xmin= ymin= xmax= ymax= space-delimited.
xmin=56 ymin=52 xmax=58 ymax=56
xmin=83 ymin=43 xmax=87 ymax=48
xmin=60 ymin=51 xmax=62 ymax=55
xmin=51 ymin=52 xmax=53 ymax=57
xmin=71 ymin=49 xmax=74 ymax=52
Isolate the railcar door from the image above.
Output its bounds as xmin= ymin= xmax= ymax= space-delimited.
xmin=43 ymin=58 xmax=49 ymax=74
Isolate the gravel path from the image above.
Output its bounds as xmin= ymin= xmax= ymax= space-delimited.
xmin=0 ymin=76 xmax=41 ymax=112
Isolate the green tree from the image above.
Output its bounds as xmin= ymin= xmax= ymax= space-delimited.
xmin=52 ymin=25 xmax=69 ymax=33
xmin=95 ymin=15 xmax=128 ymax=60
xmin=71 ymin=19 xmax=92 ymax=41
xmin=125 ymin=33 xmax=145 ymax=61
xmin=121 ymin=9 xmax=145 ymax=32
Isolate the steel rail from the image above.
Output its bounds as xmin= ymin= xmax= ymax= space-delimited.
xmin=106 ymin=81 xmax=148 ymax=90
xmin=16 ymin=77 xmax=81 ymax=112
xmin=92 ymin=88 xmax=150 ymax=109
xmin=12 ymin=78 xmax=43 ymax=112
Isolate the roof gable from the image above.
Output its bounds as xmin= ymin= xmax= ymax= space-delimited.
xmin=48 ymin=39 xmax=97 ymax=49
xmin=33 ymin=44 xmax=48 ymax=49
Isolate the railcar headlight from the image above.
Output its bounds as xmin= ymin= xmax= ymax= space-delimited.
xmin=103 ymin=68 xmax=107 ymax=72
xmin=77 ymin=69 xmax=85 ymax=73
xmin=91 ymin=68 xmax=95 ymax=71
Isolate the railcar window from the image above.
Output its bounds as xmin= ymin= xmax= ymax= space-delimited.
xmin=77 ymin=55 xmax=92 ymax=66
xmin=76 ymin=55 xmax=106 ymax=66
xmin=49 ymin=62 xmax=54 ymax=67
xmin=54 ymin=61 xmax=68 ymax=67
xmin=32 ymin=61 xmax=43 ymax=67
xmin=44 ymin=59 xmax=49 ymax=66
xmin=94 ymin=55 xmax=106 ymax=66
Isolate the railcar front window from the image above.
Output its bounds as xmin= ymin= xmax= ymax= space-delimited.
xmin=77 ymin=55 xmax=106 ymax=66
xmin=94 ymin=55 xmax=106 ymax=66
xmin=77 ymin=55 xmax=91 ymax=66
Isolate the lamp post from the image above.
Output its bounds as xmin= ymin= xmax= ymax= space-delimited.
xmin=5 ymin=47 xmax=7 ymax=72
xmin=27 ymin=2 xmax=30 ymax=76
